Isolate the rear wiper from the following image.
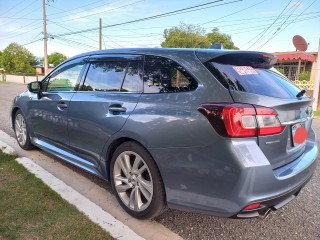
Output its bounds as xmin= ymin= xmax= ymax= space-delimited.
xmin=296 ymin=88 xmax=307 ymax=98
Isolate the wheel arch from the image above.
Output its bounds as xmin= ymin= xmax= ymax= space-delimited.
xmin=105 ymin=137 xmax=148 ymax=179
xmin=104 ymin=136 xmax=164 ymax=185
xmin=11 ymin=107 xmax=21 ymax=130
xmin=106 ymin=136 xmax=168 ymax=218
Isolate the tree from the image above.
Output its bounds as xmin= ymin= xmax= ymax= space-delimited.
xmin=1 ymin=43 xmax=36 ymax=74
xmin=0 ymin=51 xmax=3 ymax=68
xmin=206 ymin=27 xmax=239 ymax=50
xmin=161 ymin=23 xmax=239 ymax=50
xmin=48 ymin=52 xmax=67 ymax=67
xmin=161 ymin=23 xmax=209 ymax=48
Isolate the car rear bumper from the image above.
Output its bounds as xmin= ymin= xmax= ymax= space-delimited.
xmin=149 ymin=128 xmax=318 ymax=217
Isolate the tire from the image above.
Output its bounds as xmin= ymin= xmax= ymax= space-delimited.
xmin=14 ymin=110 xmax=34 ymax=150
xmin=110 ymin=141 xmax=167 ymax=219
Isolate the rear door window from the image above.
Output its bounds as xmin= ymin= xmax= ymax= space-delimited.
xmin=121 ymin=61 xmax=143 ymax=92
xmin=143 ymin=55 xmax=198 ymax=93
xmin=207 ymin=62 xmax=301 ymax=98
xmin=82 ymin=61 xmax=142 ymax=92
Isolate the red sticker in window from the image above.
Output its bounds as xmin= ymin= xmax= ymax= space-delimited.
xmin=232 ymin=66 xmax=258 ymax=75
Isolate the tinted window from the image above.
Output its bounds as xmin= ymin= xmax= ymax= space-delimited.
xmin=46 ymin=63 xmax=84 ymax=92
xmin=143 ymin=56 xmax=197 ymax=93
xmin=207 ymin=62 xmax=301 ymax=98
xmin=83 ymin=62 xmax=127 ymax=91
xmin=121 ymin=61 xmax=143 ymax=92
xmin=82 ymin=61 xmax=142 ymax=92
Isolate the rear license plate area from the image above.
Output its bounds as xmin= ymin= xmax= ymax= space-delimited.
xmin=291 ymin=122 xmax=306 ymax=147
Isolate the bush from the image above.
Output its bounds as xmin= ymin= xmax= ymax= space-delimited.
xmin=275 ymin=68 xmax=285 ymax=75
xmin=299 ymin=71 xmax=310 ymax=81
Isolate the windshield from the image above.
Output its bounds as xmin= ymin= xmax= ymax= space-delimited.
xmin=206 ymin=62 xmax=302 ymax=99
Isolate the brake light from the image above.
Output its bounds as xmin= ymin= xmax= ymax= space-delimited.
xmin=222 ymin=104 xmax=256 ymax=137
xmin=198 ymin=103 xmax=284 ymax=137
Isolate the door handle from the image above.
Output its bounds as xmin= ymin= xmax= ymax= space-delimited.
xmin=57 ymin=102 xmax=68 ymax=110
xmin=109 ymin=105 xmax=127 ymax=113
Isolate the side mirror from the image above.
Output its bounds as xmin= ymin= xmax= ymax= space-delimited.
xmin=27 ymin=81 xmax=43 ymax=99
xmin=27 ymin=81 xmax=41 ymax=93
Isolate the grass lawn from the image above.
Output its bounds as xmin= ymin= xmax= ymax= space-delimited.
xmin=0 ymin=151 xmax=113 ymax=240
xmin=0 ymin=81 xmax=12 ymax=84
xmin=314 ymin=111 xmax=320 ymax=117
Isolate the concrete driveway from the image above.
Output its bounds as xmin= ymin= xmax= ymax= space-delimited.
xmin=1 ymin=83 xmax=319 ymax=240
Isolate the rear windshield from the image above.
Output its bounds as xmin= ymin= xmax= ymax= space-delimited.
xmin=206 ymin=62 xmax=301 ymax=98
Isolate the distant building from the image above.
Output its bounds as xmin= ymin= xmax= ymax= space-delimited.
xmin=274 ymin=51 xmax=319 ymax=108
xmin=273 ymin=51 xmax=317 ymax=82
xmin=34 ymin=65 xmax=55 ymax=75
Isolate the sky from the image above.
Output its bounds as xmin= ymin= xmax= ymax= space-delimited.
xmin=0 ymin=0 xmax=319 ymax=58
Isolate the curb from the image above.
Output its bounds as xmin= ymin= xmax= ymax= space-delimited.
xmin=0 ymin=130 xmax=184 ymax=240
xmin=0 ymin=140 xmax=16 ymax=155
xmin=16 ymin=157 xmax=144 ymax=240
xmin=0 ymin=134 xmax=144 ymax=239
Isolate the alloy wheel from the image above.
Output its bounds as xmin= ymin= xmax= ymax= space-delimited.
xmin=113 ymin=151 xmax=153 ymax=212
xmin=15 ymin=113 xmax=27 ymax=146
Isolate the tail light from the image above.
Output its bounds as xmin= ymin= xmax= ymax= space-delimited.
xmin=255 ymin=107 xmax=284 ymax=136
xmin=198 ymin=103 xmax=284 ymax=138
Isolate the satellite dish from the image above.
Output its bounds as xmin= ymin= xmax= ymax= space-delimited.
xmin=293 ymin=35 xmax=308 ymax=51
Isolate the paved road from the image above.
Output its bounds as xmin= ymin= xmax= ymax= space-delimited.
xmin=0 ymin=83 xmax=25 ymax=137
xmin=1 ymin=83 xmax=319 ymax=240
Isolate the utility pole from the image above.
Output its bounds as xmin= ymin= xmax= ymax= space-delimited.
xmin=99 ymin=18 xmax=102 ymax=50
xmin=313 ymin=38 xmax=320 ymax=111
xmin=42 ymin=0 xmax=48 ymax=75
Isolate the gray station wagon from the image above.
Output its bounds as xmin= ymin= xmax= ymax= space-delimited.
xmin=11 ymin=48 xmax=318 ymax=219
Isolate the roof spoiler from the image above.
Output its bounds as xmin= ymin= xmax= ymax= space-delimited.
xmin=196 ymin=51 xmax=277 ymax=69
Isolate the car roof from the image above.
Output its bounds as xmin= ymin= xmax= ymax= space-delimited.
xmin=68 ymin=48 xmax=233 ymax=61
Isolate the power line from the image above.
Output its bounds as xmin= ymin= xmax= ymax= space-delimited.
xmin=256 ymin=0 xmax=317 ymax=50
xmin=1 ymin=0 xmax=35 ymax=18
xmin=47 ymin=0 xmax=111 ymax=17
xmin=1 ymin=6 xmax=41 ymax=29
xmin=200 ymin=0 xmax=268 ymax=25
xmin=25 ymin=31 xmax=44 ymax=46
xmin=48 ymin=20 xmax=99 ymax=43
xmin=0 ymin=0 xmax=27 ymax=16
xmin=52 ymin=0 xmax=240 ymax=37
xmin=244 ymin=0 xmax=293 ymax=50
xmin=47 ymin=2 xmax=102 ymax=23
xmin=230 ymin=14 xmax=320 ymax=35
xmin=82 ymin=11 xmax=319 ymax=39
xmin=1 ymin=21 xmax=41 ymax=38
xmin=107 ymin=14 xmax=320 ymax=40
xmin=0 ymin=25 xmax=42 ymax=40
xmin=271 ymin=0 xmax=318 ymax=38
xmin=17 ymin=13 xmax=320 ymax=50
xmin=22 ymin=37 xmax=44 ymax=46
xmin=98 ymin=11 xmax=320 ymax=33
xmin=54 ymin=0 xmax=144 ymax=23
xmin=54 ymin=36 xmax=98 ymax=50
xmin=0 ymin=17 xmax=41 ymax=20
xmin=54 ymin=38 xmax=95 ymax=52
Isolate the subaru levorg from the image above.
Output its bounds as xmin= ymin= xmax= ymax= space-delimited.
xmin=11 ymin=48 xmax=318 ymax=219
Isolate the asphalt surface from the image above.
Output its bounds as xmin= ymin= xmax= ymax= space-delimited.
xmin=1 ymin=83 xmax=319 ymax=240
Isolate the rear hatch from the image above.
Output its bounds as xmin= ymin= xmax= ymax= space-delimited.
xmin=197 ymin=50 xmax=313 ymax=169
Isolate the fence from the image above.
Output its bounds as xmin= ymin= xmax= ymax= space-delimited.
xmin=0 ymin=74 xmax=44 ymax=84
xmin=292 ymin=80 xmax=314 ymax=90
